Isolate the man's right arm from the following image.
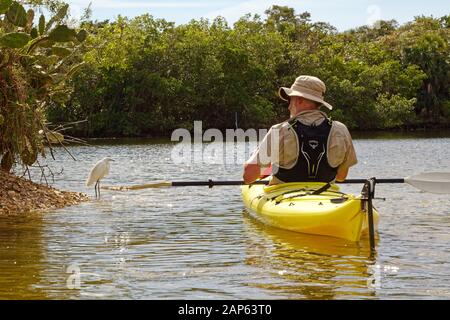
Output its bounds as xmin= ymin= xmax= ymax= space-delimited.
xmin=336 ymin=166 xmax=349 ymax=182
xmin=243 ymin=127 xmax=274 ymax=184
xmin=243 ymin=163 xmax=262 ymax=184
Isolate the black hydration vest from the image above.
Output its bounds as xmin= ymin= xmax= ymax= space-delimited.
xmin=274 ymin=117 xmax=337 ymax=183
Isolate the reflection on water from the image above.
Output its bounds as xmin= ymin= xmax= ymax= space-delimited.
xmin=1 ymin=135 xmax=450 ymax=299
xmin=0 ymin=214 xmax=47 ymax=299
xmin=242 ymin=211 xmax=378 ymax=299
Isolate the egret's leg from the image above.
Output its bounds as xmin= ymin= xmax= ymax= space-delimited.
xmin=98 ymin=181 xmax=101 ymax=198
xmin=94 ymin=181 xmax=98 ymax=199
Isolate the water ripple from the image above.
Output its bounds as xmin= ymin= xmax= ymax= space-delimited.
xmin=1 ymin=138 xmax=450 ymax=299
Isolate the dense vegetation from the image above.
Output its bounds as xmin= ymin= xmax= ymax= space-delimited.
xmin=0 ymin=0 xmax=87 ymax=171
xmin=47 ymin=6 xmax=449 ymax=137
xmin=1 ymin=2 xmax=449 ymax=171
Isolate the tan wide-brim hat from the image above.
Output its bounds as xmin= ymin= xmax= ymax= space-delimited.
xmin=278 ymin=75 xmax=333 ymax=110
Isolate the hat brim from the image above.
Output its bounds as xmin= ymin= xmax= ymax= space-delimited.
xmin=278 ymin=87 xmax=333 ymax=110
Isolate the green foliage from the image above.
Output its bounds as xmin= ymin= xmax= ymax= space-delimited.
xmin=45 ymin=3 xmax=68 ymax=32
xmin=76 ymin=29 xmax=87 ymax=42
xmin=381 ymin=16 xmax=450 ymax=122
xmin=38 ymin=14 xmax=45 ymax=35
xmin=48 ymin=25 xmax=77 ymax=42
xmin=6 ymin=2 xmax=27 ymax=27
xmin=30 ymin=27 xmax=38 ymax=38
xmin=0 ymin=0 xmax=89 ymax=172
xmin=375 ymin=94 xmax=417 ymax=128
xmin=1 ymin=4 xmax=447 ymax=141
xmin=0 ymin=0 xmax=13 ymax=14
xmin=0 ymin=32 xmax=31 ymax=48
xmin=51 ymin=45 xmax=71 ymax=56
xmin=54 ymin=8 xmax=449 ymax=137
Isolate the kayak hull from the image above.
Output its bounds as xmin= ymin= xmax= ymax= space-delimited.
xmin=241 ymin=182 xmax=379 ymax=242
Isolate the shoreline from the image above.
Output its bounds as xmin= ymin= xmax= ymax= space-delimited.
xmin=62 ymin=124 xmax=450 ymax=140
xmin=0 ymin=172 xmax=88 ymax=215
xmin=61 ymin=128 xmax=450 ymax=145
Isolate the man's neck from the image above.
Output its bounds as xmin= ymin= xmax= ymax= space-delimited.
xmin=291 ymin=108 xmax=322 ymax=118
xmin=299 ymin=105 xmax=320 ymax=112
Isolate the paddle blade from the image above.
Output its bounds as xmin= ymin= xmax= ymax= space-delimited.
xmin=102 ymin=181 xmax=172 ymax=191
xmin=405 ymin=172 xmax=450 ymax=194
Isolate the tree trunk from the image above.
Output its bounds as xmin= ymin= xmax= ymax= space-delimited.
xmin=1 ymin=151 xmax=14 ymax=173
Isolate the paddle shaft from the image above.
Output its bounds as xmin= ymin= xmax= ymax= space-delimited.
xmin=169 ymin=178 xmax=405 ymax=187
xmin=102 ymin=177 xmax=408 ymax=191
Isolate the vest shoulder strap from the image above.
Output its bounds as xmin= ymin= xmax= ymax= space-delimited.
xmin=289 ymin=115 xmax=333 ymax=128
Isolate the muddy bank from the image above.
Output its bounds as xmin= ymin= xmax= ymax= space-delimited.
xmin=0 ymin=172 xmax=88 ymax=215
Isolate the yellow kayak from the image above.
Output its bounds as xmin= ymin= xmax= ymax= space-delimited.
xmin=241 ymin=181 xmax=379 ymax=242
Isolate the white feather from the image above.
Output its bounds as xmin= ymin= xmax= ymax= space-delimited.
xmin=86 ymin=157 xmax=113 ymax=186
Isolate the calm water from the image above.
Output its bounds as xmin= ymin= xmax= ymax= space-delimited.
xmin=1 ymin=134 xmax=450 ymax=299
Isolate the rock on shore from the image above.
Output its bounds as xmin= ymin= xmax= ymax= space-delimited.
xmin=0 ymin=172 xmax=88 ymax=215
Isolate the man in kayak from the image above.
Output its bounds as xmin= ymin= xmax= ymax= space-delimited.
xmin=243 ymin=75 xmax=357 ymax=185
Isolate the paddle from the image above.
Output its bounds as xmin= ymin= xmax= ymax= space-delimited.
xmin=101 ymin=172 xmax=450 ymax=194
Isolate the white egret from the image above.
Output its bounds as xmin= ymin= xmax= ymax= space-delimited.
xmin=86 ymin=157 xmax=114 ymax=198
